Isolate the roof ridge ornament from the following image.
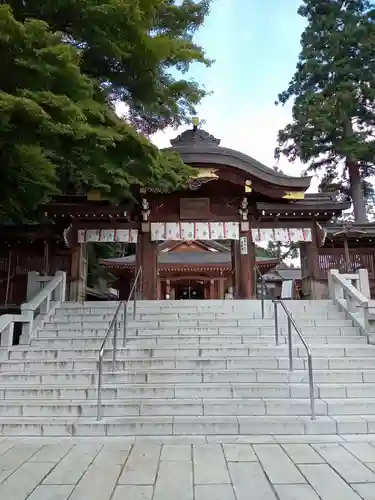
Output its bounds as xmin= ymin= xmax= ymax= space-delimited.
xmin=170 ymin=118 xmax=221 ymax=147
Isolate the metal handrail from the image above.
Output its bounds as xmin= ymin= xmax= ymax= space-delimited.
xmin=273 ymin=299 xmax=315 ymax=420
xmin=97 ymin=266 xmax=143 ymax=420
xmin=254 ymin=265 xmax=265 ymax=319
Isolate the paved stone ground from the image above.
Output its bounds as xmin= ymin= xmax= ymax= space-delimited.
xmin=3 ymin=435 xmax=375 ymax=499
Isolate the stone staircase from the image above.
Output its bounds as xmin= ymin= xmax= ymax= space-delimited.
xmin=1 ymin=299 xmax=375 ymax=436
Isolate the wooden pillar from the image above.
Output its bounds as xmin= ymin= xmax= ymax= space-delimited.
xmin=218 ymin=278 xmax=225 ymax=299
xmin=214 ymin=279 xmax=220 ymax=300
xmin=231 ymin=230 xmax=255 ymax=299
xmin=157 ymin=278 xmax=161 ymax=300
xmin=136 ymin=232 xmax=158 ymax=300
xmin=238 ymin=230 xmax=255 ymax=299
xmin=249 ymin=237 xmax=256 ymax=297
xmin=300 ymin=224 xmax=319 ymax=298
xmin=69 ymin=243 xmax=87 ymax=301
xmin=231 ymin=240 xmax=241 ymax=298
xmin=209 ymin=279 xmax=215 ymax=300
xmin=165 ymin=279 xmax=171 ymax=299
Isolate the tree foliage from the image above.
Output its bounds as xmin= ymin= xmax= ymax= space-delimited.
xmin=86 ymin=243 xmax=119 ymax=289
xmin=86 ymin=242 xmax=135 ymax=289
xmin=0 ymin=1 xmax=211 ymax=223
xmin=8 ymin=0 xmax=211 ymax=135
xmin=266 ymin=241 xmax=299 ymax=262
xmin=275 ymin=0 xmax=375 ymax=222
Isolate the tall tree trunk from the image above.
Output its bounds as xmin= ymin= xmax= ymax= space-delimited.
xmin=347 ymin=160 xmax=367 ymax=223
xmin=342 ymin=114 xmax=367 ymax=223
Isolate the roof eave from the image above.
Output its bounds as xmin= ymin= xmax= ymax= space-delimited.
xmin=256 ymin=201 xmax=351 ymax=215
xmin=163 ymin=146 xmax=311 ymax=190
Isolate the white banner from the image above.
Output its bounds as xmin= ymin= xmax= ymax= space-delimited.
xmin=251 ymin=228 xmax=312 ymax=243
xmin=77 ymin=228 xmax=138 ymax=243
xmin=150 ymin=222 xmax=240 ymax=241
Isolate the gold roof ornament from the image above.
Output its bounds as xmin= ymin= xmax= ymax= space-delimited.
xmin=188 ymin=168 xmax=219 ymax=190
xmin=282 ymin=191 xmax=305 ymax=200
xmin=87 ymin=190 xmax=102 ymax=201
xmin=192 ymin=116 xmax=200 ymax=130
xmin=245 ymin=180 xmax=252 ymax=193
xmin=192 ymin=168 xmax=218 ymax=180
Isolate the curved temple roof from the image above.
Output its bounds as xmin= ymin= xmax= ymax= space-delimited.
xmin=101 ymin=253 xmax=278 ymax=267
xmin=101 ymin=241 xmax=279 ymax=268
xmin=163 ymin=128 xmax=312 ymax=191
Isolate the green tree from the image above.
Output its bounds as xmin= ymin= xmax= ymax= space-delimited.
xmin=0 ymin=4 xmax=207 ymax=223
xmin=275 ymin=0 xmax=375 ymax=222
xmin=266 ymin=241 xmax=299 ymax=261
xmin=0 ymin=5 xmax=94 ymax=222
xmin=8 ymin=0 xmax=211 ymax=135
xmin=87 ymin=243 xmax=118 ymax=289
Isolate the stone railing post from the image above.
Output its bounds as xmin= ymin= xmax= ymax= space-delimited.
xmin=26 ymin=271 xmax=41 ymax=301
xmin=358 ymin=268 xmax=371 ymax=299
xmin=53 ymin=271 xmax=67 ymax=302
xmin=364 ymin=301 xmax=375 ymax=344
xmin=328 ymin=269 xmax=343 ymax=301
xmin=346 ymin=292 xmax=358 ymax=313
xmin=0 ymin=315 xmax=15 ymax=348
xmin=21 ymin=309 xmax=35 ymax=343
xmin=20 ymin=271 xmax=66 ymax=344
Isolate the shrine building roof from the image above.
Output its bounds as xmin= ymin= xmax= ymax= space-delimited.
xmin=322 ymin=222 xmax=375 ymax=246
xmin=256 ymin=192 xmax=351 ymax=219
xmin=164 ymin=127 xmax=311 ymax=191
xmin=324 ymin=222 xmax=375 ymax=237
xmin=101 ymin=252 xmax=278 ymax=268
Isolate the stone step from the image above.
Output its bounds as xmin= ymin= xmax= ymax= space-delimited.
xmin=2 ymin=397 xmax=375 ymax=418
xmin=32 ymin=335 xmax=367 ymax=348
xmin=45 ymin=316 xmax=353 ymax=330
xmin=60 ymin=299 xmax=272 ymax=307
xmin=0 ymin=397 xmax=333 ymax=417
xmin=0 ymin=372 xmax=96 ymax=385
xmin=55 ymin=312 xmax=346 ymax=322
xmin=52 ymin=307 xmax=347 ymax=317
xmin=3 ymin=382 xmax=375 ymax=400
xmin=59 ymin=299 xmax=333 ymax=308
xmin=0 ymin=414 xmax=363 ymax=436
xmin=38 ymin=326 xmax=359 ymax=338
xmin=44 ymin=317 xmax=352 ymax=330
xmin=7 ymin=345 xmax=375 ymax=361
xmin=130 ymin=335 xmax=365 ymax=345
xmin=33 ymin=329 xmax=367 ymax=345
xmin=5 ymin=297 xmax=374 ymax=437
xmin=1 ymin=368 xmax=375 ymax=385
xmin=5 ymin=356 xmax=375 ymax=371
xmin=40 ymin=316 xmax=356 ymax=330
xmin=58 ymin=304 xmax=272 ymax=316
xmin=57 ymin=308 xmax=343 ymax=319
xmin=139 ymin=311 xmax=345 ymax=320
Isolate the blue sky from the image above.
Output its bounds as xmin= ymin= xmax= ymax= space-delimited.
xmin=152 ymin=0 xmax=308 ymax=178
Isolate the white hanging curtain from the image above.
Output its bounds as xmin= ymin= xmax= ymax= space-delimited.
xmin=251 ymin=228 xmax=312 ymax=243
xmin=150 ymin=222 xmax=240 ymax=241
xmin=77 ymin=228 xmax=138 ymax=243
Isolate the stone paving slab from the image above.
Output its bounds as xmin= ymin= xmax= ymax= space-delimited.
xmin=1 ymin=436 xmax=375 ymax=499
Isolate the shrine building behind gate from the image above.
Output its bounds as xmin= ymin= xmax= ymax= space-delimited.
xmin=100 ymin=239 xmax=281 ymax=300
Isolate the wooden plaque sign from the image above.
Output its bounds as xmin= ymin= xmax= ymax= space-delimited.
xmin=180 ymin=198 xmax=210 ymax=220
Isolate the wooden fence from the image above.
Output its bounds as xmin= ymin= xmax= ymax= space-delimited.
xmin=316 ymin=248 xmax=375 ymax=279
xmin=0 ymin=253 xmax=71 ymax=306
